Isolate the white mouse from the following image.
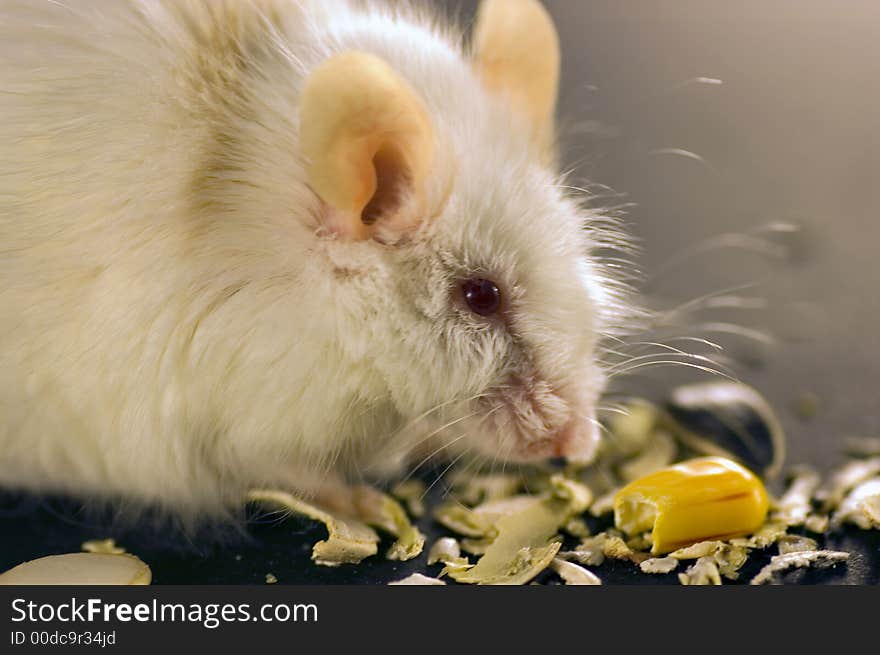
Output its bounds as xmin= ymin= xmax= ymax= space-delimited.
xmin=0 ymin=0 xmax=634 ymax=519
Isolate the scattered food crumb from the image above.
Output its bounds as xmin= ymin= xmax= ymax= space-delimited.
xmin=776 ymin=535 xmax=818 ymax=555
xmin=669 ymin=541 xmax=724 ymax=560
xmin=427 ymin=537 xmax=461 ymax=565
xmin=81 ymin=539 xmax=126 ymax=555
xmin=640 ymin=557 xmax=678 ymax=574
xmin=391 ymin=479 xmax=427 ymax=518
xmin=804 ymin=514 xmax=830 ymax=534
xmin=602 ymin=535 xmax=647 ymax=564
xmin=563 ymin=517 xmax=591 ymax=538
xmin=550 ymin=558 xmax=601 ymax=585
xmin=247 ymin=489 xmax=379 ymax=567
xmin=678 ymin=556 xmax=722 ymax=585
xmin=588 ymin=490 xmax=616 ymax=517
xmin=843 ymin=436 xmax=880 ymax=458
xmin=832 ymin=478 xmax=880 ymax=530
xmin=353 ymin=486 xmax=426 ymax=561
xmin=773 ymin=467 xmax=821 ymax=526
xmin=389 ymin=573 xmax=446 ymax=585
xmin=750 ymin=550 xmax=849 ymax=585
xmin=815 ymin=457 xmax=880 ymax=512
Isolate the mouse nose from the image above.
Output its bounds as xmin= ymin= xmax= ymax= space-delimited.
xmin=552 ymin=415 xmax=601 ymax=466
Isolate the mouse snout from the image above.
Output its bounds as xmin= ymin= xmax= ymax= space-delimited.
xmin=473 ymin=371 xmax=604 ymax=465
xmin=551 ymin=413 xmax=601 ymax=465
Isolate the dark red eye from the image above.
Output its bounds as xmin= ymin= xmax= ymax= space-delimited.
xmin=462 ymin=278 xmax=501 ymax=316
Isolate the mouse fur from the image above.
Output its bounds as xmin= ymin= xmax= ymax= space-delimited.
xmin=0 ymin=0 xmax=637 ymax=520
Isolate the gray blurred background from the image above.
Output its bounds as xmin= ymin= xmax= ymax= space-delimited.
xmin=448 ymin=0 xmax=880 ymax=470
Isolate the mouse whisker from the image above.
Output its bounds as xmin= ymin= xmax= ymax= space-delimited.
xmin=419 ymin=442 xmax=471 ymax=501
xmin=596 ymin=403 xmax=633 ymax=417
xmin=607 ymin=359 xmax=737 ymax=381
xmin=611 ymin=338 xmax=724 ymax=356
xmin=682 ymin=322 xmax=776 ymax=345
xmin=604 ymin=351 xmax=731 ymax=376
xmin=648 ymin=283 xmax=761 ymax=326
xmin=644 ymin=232 xmax=786 ymax=288
xmin=397 ymin=399 xmax=507 ymax=481
xmin=473 ymin=401 xmax=507 ymax=477
xmin=397 ymin=409 xmax=479 ymax=455
xmin=399 ymin=430 xmax=472 ymax=483
xmin=438 ymin=450 xmax=483 ymax=501
xmin=384 ymin=391 xmax=490 ymax=447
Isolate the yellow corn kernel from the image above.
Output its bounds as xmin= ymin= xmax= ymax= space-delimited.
xmin=613 ymin=457 xmax=769 ymax=555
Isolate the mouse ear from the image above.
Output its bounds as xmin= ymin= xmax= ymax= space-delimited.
xmin=300 ymin=51 xmax=436 ymax=241
xmin=472 ymin=0 xmax=560 ymax=163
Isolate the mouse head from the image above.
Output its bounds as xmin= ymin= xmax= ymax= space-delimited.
xmin=300 ymin=0 xmax=627 ymax=470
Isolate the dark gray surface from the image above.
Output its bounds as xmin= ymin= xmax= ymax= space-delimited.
xmin=1 ymin=475 xmax=876 ymax=584
xmin=2 ymin=1 xmax=878 ymax=584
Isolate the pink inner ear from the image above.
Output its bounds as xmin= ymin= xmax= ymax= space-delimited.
xmin=300 ymin=51 xmax=436 ymax=242
xmin=360 ymin=146 xmax=410 ymax=226
xmin=315 ymin=140 xmax=424 ymax=242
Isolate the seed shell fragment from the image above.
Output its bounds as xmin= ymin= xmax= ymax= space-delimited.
xmin=666 ymin=381 xmax=786 ymax=478
xmin=750 ymin=550 xmax=849 ymax=585
xmin=0 ymin=553 xmax=151 ymax=585
xmin=247 ymin=489 xmax=379 ymax=567
xmin=389 ymin=573 xmax=446 ymax=585
xmin=550 ymin=558 xmax=602 ymax=585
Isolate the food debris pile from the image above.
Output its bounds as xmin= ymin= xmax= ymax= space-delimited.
xmin=242 ymin=381 xmax=878 ymax=586
xmin=1 ymin=381 xmax=877 ymax=586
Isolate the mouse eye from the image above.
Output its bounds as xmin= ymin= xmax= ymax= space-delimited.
xmin=461 ymin=278 xmax=501 ymax=316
